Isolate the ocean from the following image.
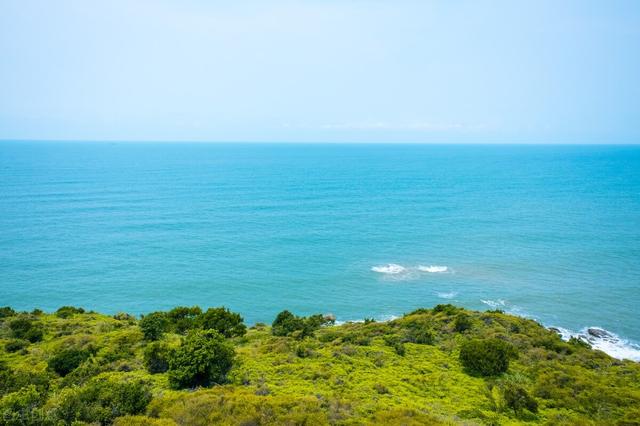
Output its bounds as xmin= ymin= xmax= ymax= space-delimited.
xmin=1 ymin=142 xmax=639 ymax=359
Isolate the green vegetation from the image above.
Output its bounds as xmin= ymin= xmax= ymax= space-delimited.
xmin=0 ymin=304 xmax=639 ymax=425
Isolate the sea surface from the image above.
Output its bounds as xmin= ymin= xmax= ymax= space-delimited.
xmin=1 ymin=142 xmax=639 ymax=359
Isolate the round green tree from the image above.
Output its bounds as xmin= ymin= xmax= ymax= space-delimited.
xmin=167 ymin=330 xmax=235 ymax=389
xmin=459 ymin=338 xmax=514 ymax=376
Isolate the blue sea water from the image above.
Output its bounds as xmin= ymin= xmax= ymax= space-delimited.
xmin=1 ymin=142 xmax=639 ymax=358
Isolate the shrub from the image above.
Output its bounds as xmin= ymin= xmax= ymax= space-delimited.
xmin=48 ymin=348 xmax=91 ymax=376
xmin=167 ymin=306 xmax=202 ymax=334
xmin=405 ymin=327 xmax=434 ymax=345
xmin=5 ymin=339 xmax=29 ymax=353
xmin=168 ymin=330 xmax=235 ymax=389
xmin=271 ymin=311 xmax=332 ymax=339
xmin=8 ymin=318 xmax=33 ymax=338
xmin=113 ymin=312 xmax=136 ymax=321
xmin=197 ymin=307 xmax=246 ymax=338
xmin=139 ymin=312 xmax=169 ymax=341
xmin=24 ymin=327 xmax=44 ymax=343
xmin=498 ymin=376 xmax=538 ymax=417
xmin=453 ymin=313 xmax=473 ymax=333
xmin=459 ymin=338 xmax=514 ymax=376
xmin=144 ymin=342 xmax=171 ymax=374
xmin=55 ymin=306 xmax=85 ymax=318
xmin=50 ymin=376 xmax=151 ymax=424
xmin=432 ymin=304 xmax=460 ymax=315
xmin=8 ymin=317 xmax=43 ymax=342
xmin=272 ymin=310 xmax=305 ymax=337
xmin=0 ymin=306 xmax=16 ymax=318
xmin=0 ymin=385 xmax=44 ymax=425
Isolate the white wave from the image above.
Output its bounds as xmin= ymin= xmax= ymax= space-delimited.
xmin=437 ymin=291 xmax=458 ymax=299
xmin=418 ymin=265 xmax=448 ymax=273
xmin=481 ymin=299 xmax=506 ymax=309
xmin=548 ymin=326 xmax=640 ymax=362
xmin=371 ymin=264 xmax=406 ymax=274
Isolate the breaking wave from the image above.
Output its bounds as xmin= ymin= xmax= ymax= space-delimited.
xmin=549 ymin=326 xmax=640 ymax=362
xmin=418 ymin=265 xmax=448 ymax=273
xmin=371 ymin=264 xmax=406 ymax=274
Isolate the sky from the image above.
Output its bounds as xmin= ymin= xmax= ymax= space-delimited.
xmin=0 ymin=0 xmax=639 ymax=143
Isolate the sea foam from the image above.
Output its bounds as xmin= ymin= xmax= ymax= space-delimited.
xmin=371 ymin=264 xmax=406 ymax=274
xmin=418 ymin=265 xmax=448 ymax=273
xmin=550 ymin=326 xmax=640 ymax=362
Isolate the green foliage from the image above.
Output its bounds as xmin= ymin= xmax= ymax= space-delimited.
xmin=49 ymin=376 xmax=152 ymax=424
xmin=453 ymin=313 xmax=473 ymax=332
xmin=55 ymin=306 xmax=85 ymax=318
xmin=168 ymin=330 xmax=235 ymax=389
xmin=4 ymin=339 xmax=29 ymax=353
xmin=271 ymin=310 xmax=333 ymax=339
xmin=432 ymin=304 xmax=460 ymax=315
xmin=0 ymin=385 xmax=44 ymax=426
xmin=48 ymin=348 xmax=91 ymax=377
xmin=166 ymin=306 xmax=202 ymax=334
xmin=459 ymin=338 xmax=514 ymax=376
xmin=8 ymin=317 xmax=43 ymax=343
xmin=0 ymin=306 xmax=16 ymax=318
xmin=139 ymin=312 xmax=169 ymax=341
xmin=196 ymin=307 xmax=246 ymax=338
xmin=499 ymin=378 xmax=538 ymax=417
xmin=0 ymin=304 xmax=638 ymax=425
xmin=144 ymin=341 xmax=170 ymax=374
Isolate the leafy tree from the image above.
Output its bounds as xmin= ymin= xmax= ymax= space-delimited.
xmin=167 ymin=330 xmax=235 ymax=389
xmin=459 ymin=338 xmax=514 ymax=376
xmin=272 ymin=311 xmax=332 ymax=339
xmin=166 ymin=306 xmax=202 ymax=334
xmin=139 ymin=312 xmax=169 ymax=341
xmin=48 ymin=348 xmax=91 ymax=377
xmin=144 ymin=342 xmax=170 ymax=374
xmin=196 ymin=307 xmax=246 ymax=338
xmin=8 ymin=318 xmax=43 ymax=343
xmin=0 ymin=306 xmax=16 ymax=318
xmin=55 ymin=306 xmax=85 ymax=318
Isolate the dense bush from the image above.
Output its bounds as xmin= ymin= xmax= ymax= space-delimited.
xmin=0 ymin=385 xmax=44 ymax=425
xmin=166 ymin=306 xmax=202 ymax=334
xmin=48 ymin=348 xmax=91 ymax=377
xmin=453 ymin=313 xmax=473 ymax=332
xmin=8 ymin=317 xmax=43 ymax=342
xmin=168 ymin=330 xmax=235 ymax=389
xmin=49 ymin=376 xmax=152 ymax=424
xmin=144 ymin=342 xmax=171 ymax=374
xmin=432 ymin=304 xmax=460 ymax=315
xmin=55 ymin=306 xmax=85 ymax=318
xmin=197 ymin=307 xmax=246 ymax=338
xmin=501 ymin=381 xmax=538 ymax=416
xmin=0 ymin=306 xmax=16 ymax=318
xmin=272 ymin=311 xmax=333 ymax=339
xmin=405 ymin=325 xmax=434 ymax=345
xmin=5 ymin=339 xmax=29 ymax=353
xmin=139 ymin=312 xmax=169 ymax=341
xmin=459 ymin=338 xmax=514 ymax=376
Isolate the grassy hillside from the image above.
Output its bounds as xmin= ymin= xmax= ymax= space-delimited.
xmin=1 ymin=304 xmax=639 ymax=425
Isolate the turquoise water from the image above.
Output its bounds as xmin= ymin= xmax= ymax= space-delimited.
xmin=1 ymin=142 xmax=639 ymax=357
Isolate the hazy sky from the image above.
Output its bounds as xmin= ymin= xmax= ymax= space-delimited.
xmin=1 ymin=0 xmax=639 ymax=143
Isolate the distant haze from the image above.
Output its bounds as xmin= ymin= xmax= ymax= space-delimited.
xmin=1 ymin=0 xmax=639 ymax=143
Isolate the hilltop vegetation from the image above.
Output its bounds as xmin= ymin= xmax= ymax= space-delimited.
xmin=1 ymin=304 xmax=639 ymax=425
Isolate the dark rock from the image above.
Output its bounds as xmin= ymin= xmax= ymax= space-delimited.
xmin=587 ymin=328 xmax=611 ymax=339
